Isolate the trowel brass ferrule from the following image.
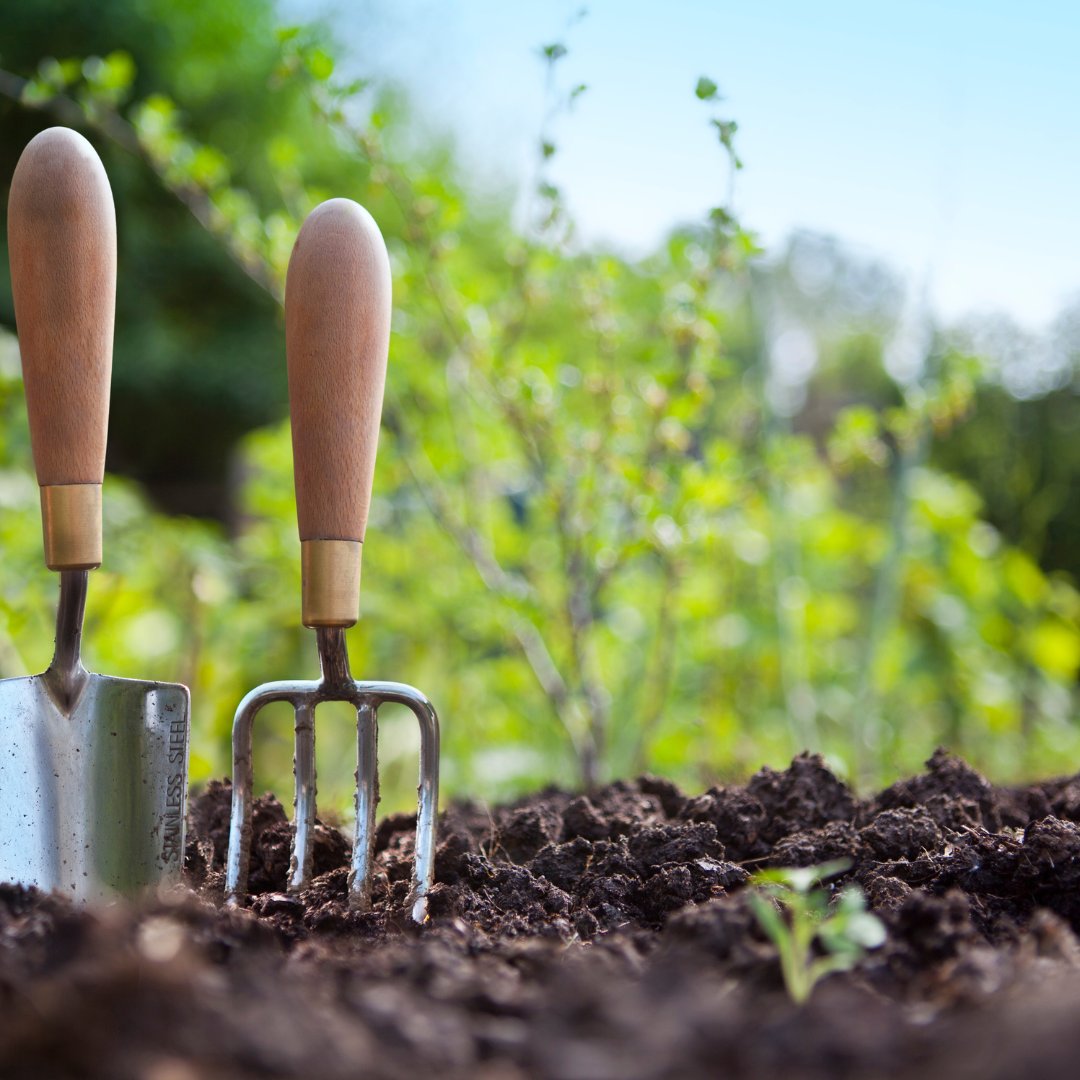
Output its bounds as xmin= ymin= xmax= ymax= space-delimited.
xmin=40 ymin=484 xmax=102 ymax=570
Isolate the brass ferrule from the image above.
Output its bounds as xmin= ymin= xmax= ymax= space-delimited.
xmin=40 ymin=484 xmax=102 ymax=571
xmin=301 ymin=539 xmax=361 ymax=627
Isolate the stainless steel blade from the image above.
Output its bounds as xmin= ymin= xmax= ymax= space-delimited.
xmin=0 ymin=672 xmax=190 ymax=901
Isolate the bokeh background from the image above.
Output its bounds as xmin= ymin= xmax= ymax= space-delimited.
xmin=0 ymin=1 xmax=1077 ymax=816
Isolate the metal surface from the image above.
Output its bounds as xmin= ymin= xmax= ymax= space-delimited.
xmin=225 ymin=627 xmax=440 ymax=924
xmin=0 ymin=571 xmax=190 ymax=901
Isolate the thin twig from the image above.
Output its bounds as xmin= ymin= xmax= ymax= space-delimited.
xmin=631 ymin=554 xmax=680 ymax=771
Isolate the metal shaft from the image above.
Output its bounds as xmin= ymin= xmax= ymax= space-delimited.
xmin=44 ymin=569 xmax=89 ymax=713
xmin=316 ymin=626 xmax=352 ymax=688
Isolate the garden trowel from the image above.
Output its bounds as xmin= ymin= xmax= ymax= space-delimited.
xmin=0 ymin=127 xmax=190 ymax=901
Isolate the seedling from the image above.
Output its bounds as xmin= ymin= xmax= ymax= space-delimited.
xmin=748 ymin=859 xmax=886 ymax=1004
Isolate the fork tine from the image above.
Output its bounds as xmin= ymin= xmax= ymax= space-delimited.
xmin=226 ymin=682 xmax=305 ymax=905
xmin=348 ymin=699 xmax=379 ymax=910
xmin=225 ymin=703 xmax=256 ymax=904
xmin=289 ymin=699 xmax=317 ymax=892
xmin=225 ymin=689 xmax=271 ymax=904
xmin=409 ymin=691 xmax=440 ymax=923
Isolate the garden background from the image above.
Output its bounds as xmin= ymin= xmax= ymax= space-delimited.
xmin=0 ymin=0 xmax=1077 ymax=815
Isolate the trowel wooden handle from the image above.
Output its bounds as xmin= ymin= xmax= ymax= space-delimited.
xmin=8 ymin=127 xmax=115 ymax=571
xmin=286 ymin=198 xmax=392 ymax=627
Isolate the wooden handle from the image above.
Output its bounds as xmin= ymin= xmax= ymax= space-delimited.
xmin=285 ymin=198 xmax=392 ymax=627
xmin=8 ymin=127 xmax=115 ymax=570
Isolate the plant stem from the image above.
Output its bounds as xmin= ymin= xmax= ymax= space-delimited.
xmin=851 ymin=423 xmax=928 ymax=785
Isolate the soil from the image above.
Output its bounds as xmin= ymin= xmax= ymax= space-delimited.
xmin=6 ymin=750 xmax=1080 ymax=1078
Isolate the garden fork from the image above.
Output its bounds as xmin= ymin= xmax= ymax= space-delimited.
xmin=224 ymin=199 xmax=440 ymax=923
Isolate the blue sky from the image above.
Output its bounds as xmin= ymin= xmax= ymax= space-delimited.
xmin=295 ymin=0 xmax=1080 ymax=330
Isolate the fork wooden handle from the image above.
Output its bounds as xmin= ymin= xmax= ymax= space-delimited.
xmin=285 ymin=198 xmax=392 ymax=627
xmin=8 ymin=127 xmax=116 ymax=571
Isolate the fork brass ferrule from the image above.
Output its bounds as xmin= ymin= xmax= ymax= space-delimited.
xmin=301 ymin=539 xmax=361 ymax=627
xmin=40 ymin=484 xmax=102 ymax=571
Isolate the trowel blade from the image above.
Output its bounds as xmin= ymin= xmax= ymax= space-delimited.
xmin=0 ymin=671 xmax=189 ymax=902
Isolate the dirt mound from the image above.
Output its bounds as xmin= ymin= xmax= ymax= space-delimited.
xmin=4 ymin=751 xmax=1080 ymax=1077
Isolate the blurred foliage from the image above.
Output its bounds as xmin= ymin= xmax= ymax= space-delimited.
xmin=0 ymin=1 xmax=1077 ymax=817
xmin=933 ymin=358 xmax=1080 ymax=581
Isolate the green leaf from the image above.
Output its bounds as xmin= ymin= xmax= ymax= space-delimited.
xmin=1027 ymin=619 xmax=1080 ymax=680
xmin=844 ymin=911 xmax=887 ymax=949
xmin=695 ymin=76 xmax=719 ymax=101
xmin=711 ymin=118 xmax=739 ymax=144
xmin=20 ymin=77 xmax=53 ymax=105
xmin=268 ymin=135 xmax=299 ymax=169
xmin=753 ymin=858 xmax=851 ymax=894
xmin=35 ymin=56 xmax=74 ymax=91
xmin=834 ymin=885 xmax=868 ymax=916
xmin=303 ymin=46 xmax=334 ymax=81
xmin=188 ymin=145 xmax=230 ymax=187
xmin=336 ymin=78 xmax=369 ymax=98
xmin=96 ymin=51 xmax=135 ymax=91
xmin=58 ymin=57 xmax=83 ymax=84
xmin=542 ymin=42 xmax=568 ymax=62
xmin=748 ymin=891 xmax=787 ymax=946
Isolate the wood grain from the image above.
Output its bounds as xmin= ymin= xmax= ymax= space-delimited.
xmin=8 ymin=127 xmax=115 ymax=488
xmin=285 ymin=198 xmax=391 ymax=545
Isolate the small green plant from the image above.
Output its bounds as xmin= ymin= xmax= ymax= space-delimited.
xmin=748 ymin=860 xmax=886 ymax=1004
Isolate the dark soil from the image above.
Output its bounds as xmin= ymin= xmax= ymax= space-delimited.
xmin=7 ymin=750 xmax=1080 ymax=1077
